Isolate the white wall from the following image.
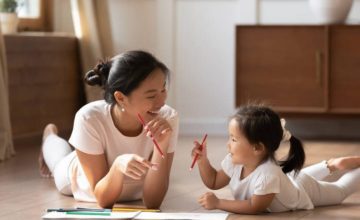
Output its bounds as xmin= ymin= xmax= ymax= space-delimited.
xmin=53 ymin=0 xmax=360 ymax=138
xmin=107 ymin=0 xmax=158 ymax=54
xmin=175 ymin=0 xmax=241 ymax=135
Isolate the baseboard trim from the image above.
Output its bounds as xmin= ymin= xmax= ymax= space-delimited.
xmin=179 ymin=118 xmax=360 ymax=140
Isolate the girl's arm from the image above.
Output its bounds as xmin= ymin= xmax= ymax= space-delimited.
xmin=198 ymin=158 xmax=230 ymax=190
xmin=199 ymin=192 xmax=275 ymax=214
xmin=192 ymin=142 xmax=230 ymax=190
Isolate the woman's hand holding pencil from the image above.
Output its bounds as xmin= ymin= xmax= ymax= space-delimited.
xmin=137 ymin=113 xmax=172 ymax=158
xmin=116 ymin=154 xmax=158 ymax=180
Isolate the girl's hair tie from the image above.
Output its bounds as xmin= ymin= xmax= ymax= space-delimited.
xmin=281 ymin=118 xmax=292 ymax=142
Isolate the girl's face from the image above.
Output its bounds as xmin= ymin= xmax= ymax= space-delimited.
xmin=124 ymin=68 xmax=168 ymax=121
xmin=227 ymin=118 xmax=257 ymax=165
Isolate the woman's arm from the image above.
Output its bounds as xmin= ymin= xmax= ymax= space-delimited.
xmin=76 ymin=150 xmax=122 ymax=208
xmin=199 ymin=192 xmax=275 ymax=214
xmin=142 ymin=116 xmax=176 ymax=208
xmin=76 ymin=150 xmax=153 ymax=208
xmin=142 ymin=151 xmax=174 ymax=208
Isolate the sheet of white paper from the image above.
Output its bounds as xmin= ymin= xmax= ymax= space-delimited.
xmin=134 ymin=212 xmax=228 ymax=220
xmin=42 ymin=211 xmax=140 ymax=219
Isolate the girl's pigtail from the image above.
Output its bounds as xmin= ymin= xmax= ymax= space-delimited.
xmin=280 ymin=136 xmax=305 ymax=175
xmin=279 ymin=119 xmax=305 ymax=175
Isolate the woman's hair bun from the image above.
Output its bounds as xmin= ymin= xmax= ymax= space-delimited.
xmin=84 ymin=59 xmax=111 ymax=87
xmin=84 ymin=69 xmax=103 ymax=86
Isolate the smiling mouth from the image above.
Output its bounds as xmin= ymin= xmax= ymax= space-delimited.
xmin=147 ymin=110 xmax=160 ymax=115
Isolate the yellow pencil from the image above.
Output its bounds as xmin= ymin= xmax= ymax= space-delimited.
xmin=112 ymin=207 xmax=160 ymax=212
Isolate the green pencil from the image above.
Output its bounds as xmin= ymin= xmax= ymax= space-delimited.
xmin=66 ymin=211 xmax=111 ymax=216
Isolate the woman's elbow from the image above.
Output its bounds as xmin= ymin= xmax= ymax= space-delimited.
xmin=248 ymin=206 xmax=268 ymax=215
xmin=144 ymin=201 xmax=161 ymax=209
xmin=233 ymin=208 xmax=262 ymax=215
xmin=142 ymin=190 xmax=167 ymax=209
xmin=96 ymin=197 xmax=115 ymax=209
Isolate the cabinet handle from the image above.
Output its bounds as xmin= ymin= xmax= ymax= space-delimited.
xmin=316 ymin=51 xmax=322 ymax=85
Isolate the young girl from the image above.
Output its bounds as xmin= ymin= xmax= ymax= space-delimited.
xmin=38 ymin=50 xmax=179 ymax=208
xmin=192 ymin=104 xmax=360 ymax=214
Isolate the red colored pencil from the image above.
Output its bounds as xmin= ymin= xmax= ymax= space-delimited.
xmin=189 ymin=134 xmax=208 ymax=171
xmin=137 ymin=113 xmax=165 ymax=159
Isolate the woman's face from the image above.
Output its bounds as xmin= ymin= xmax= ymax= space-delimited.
xmin=227 ymin=119 xmax=256 ymax=165
xmin=124 ymin=68 xmax=168 ymax=121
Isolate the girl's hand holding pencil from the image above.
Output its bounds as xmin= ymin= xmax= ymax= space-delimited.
xmin=190 ymin=134 xmax=208 ymax=170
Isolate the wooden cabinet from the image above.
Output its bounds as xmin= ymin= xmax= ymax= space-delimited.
xmin=5 ymin=33 xmax=85 ymax=139
xmin=329 ymin=26 xmax=360 ymax=113
xmin=236 ymin=25 xmax=360 ymax=114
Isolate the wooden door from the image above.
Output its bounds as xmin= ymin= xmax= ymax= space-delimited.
xmin=236 ymin=26 xmax=327 ymax=113
xmin=329 ymin=25 xmax=360 ymax=113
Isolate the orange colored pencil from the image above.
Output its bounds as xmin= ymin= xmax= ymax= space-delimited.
xmin=189 ymin=134 xmax=208 ymax=171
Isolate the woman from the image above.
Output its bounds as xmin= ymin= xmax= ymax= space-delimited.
xmin=38 ymin=50 xmax=179 ymax=208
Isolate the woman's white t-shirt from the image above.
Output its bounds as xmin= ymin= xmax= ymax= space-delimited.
xmin=221 ymin=154 xmax=314 ymax=212
xmin=68 ymin=100 xmax=179 ymax=202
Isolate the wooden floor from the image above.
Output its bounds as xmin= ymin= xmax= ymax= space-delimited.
xmin=0 ymin=135 xmax=359 ymax=220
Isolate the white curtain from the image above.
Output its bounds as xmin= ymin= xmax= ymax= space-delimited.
xmin=0 ymin=29 xmax=15 ymax=161
xmin=70 ymin=0 xmax=114 ymax=102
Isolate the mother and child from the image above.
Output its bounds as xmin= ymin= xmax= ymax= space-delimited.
xmin=39 ymin=50 xmax=360 ymax=214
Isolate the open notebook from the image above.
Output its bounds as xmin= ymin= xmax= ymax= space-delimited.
xmin=42 ymin=211 xmax=229 ymax=220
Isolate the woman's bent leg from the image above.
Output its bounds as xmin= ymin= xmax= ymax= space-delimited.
xmin=40 ymin=124 xmax=74 ymax=195
xmin=53 ymin=151 xmax=76 ymax=195
xmin=42 ymin=134 xmax=72 ymax=173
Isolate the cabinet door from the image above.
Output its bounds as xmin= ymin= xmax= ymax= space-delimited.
xmin=5 ymin=35 xmax=83 ymax=138
xmin=236 ymin=26 xmax=327 ymax=113
xmin=330 ymin=26 xmax=360 ymax=113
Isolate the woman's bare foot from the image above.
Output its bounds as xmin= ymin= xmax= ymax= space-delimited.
xmin=327 ymin=156 xmax=360 ymax=173
xmin=38 ymin=124 xmax=58 ymax=178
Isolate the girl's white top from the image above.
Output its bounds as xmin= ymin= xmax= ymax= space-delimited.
xmin=221 ymin=154 xmax=314 ymax=212
xmin=68 ymin=100 xmax=179 ymax=202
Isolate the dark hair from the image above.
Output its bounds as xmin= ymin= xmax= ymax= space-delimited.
xmin=231 ymin=104 xmax=305 ymax=174
xmin=84 ymin=50 xmax=169 ymax=104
